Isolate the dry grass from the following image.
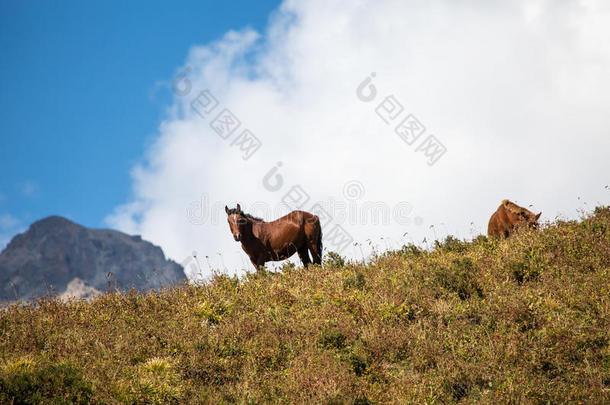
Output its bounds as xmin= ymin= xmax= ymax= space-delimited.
xmin=1 ymin=207 xmax=609 ymax=404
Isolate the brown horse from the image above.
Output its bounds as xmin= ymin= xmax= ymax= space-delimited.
xmin=488 ymin=199 xmax=541 ymax=238
xmin=225 ymin=204 xmax=323 ymax=269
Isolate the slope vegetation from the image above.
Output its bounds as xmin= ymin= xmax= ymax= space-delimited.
xmin=1 ymin=207 xmax=609 ymax=403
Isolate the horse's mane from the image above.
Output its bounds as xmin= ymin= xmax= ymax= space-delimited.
xmin=502 ymin=199 xmax=534 ymax=216
xmin=226 ymin=208 xmax=263 ymax=222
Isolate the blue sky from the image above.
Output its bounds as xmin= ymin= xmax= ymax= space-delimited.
xmin=0 ymin=0 xmax=281 ymax=245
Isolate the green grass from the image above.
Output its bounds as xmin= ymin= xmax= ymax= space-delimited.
xmin=1 ymin=207 xmax=609 ymax=404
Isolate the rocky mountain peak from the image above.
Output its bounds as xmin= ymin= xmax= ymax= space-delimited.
xmin=0 ymin=216 xmax=186 ymax=301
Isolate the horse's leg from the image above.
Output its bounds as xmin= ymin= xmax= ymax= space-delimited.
xmin=307 ymin=241 xmax=322 ymax=265
xmin=251 ymin=257 xmax=265 ymax=271
xmin=305 ymin=222 xmax=323 ymax=265
xmin=297 ymin=246 xmax=311 ymax=268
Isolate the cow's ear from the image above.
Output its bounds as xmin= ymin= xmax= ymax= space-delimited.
xmin=225 ymin=205 xmax=229 ymax=214
xmin=535 ymin=212 xmax=541 ymax=220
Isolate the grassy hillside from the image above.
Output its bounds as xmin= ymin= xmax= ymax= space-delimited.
xmin=1 ymin=207 xmax=609 ymax=404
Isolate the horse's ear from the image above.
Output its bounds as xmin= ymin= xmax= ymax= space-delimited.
xmin=236 ymin=203 xmax=241 ymax=213
xmin=535 ymin=212 xmax=541 ymax=221
xmin=225 ymin=205 xmax=229 ymax=214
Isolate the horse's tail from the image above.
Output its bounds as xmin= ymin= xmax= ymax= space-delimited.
xmin=315 ymin=217 xmax=323 ymax=264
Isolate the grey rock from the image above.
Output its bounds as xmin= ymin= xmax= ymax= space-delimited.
xmin=0 ymin=216 xmax=186 ymax=301
xmin=59 ymin=277 xmax=101 ymax=301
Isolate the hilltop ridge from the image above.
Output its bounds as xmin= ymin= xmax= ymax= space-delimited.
xmin=0 ymin=207 xmax=608 ymax=403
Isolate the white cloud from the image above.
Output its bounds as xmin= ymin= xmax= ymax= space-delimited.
xmin=21 ymin=180 xmax=38 ymax=197
xmin=107 ymin=0 xmax=610 ymax=278
xmin=0 ymin=214 xmax=19 ymax=230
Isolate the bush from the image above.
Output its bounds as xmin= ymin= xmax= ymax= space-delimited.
xmin=399 ymin=243 xmax=422 ymax=257
xmin=343 ymin=272 xmax=366 ymax=290
xmin=325 ymin=251 xmax=346 ymax=267
xmin=507 ymin=246 xmax=546 ymax=284
xmin=433 ymin=258 xmax=483 ymax=300
xmin=593 ymin=205 xmax=609 ymax=216
xmin=114 ymin=357 xmax=184 ymax=404
xmin=434 ymin=235 xmax=467 ymax=253
xmin=319 ymin=327 xmax=347 ymax=350
xmin=507 ymin=260 xmax=539 ymax=284
xmin=0 ymin=362 xmax=93 ymax=404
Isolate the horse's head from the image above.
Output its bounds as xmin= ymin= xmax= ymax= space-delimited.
xmin=225 ymin=204 xmax=248 ymax=242
xmin=521 ymin=211 xmax=542 ymax=230
xmin=503 ymin=200 xmax=541 ymax=231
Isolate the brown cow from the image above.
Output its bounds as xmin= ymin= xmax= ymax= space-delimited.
xmin=488 ymin=199 xmax=541 ymax=238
